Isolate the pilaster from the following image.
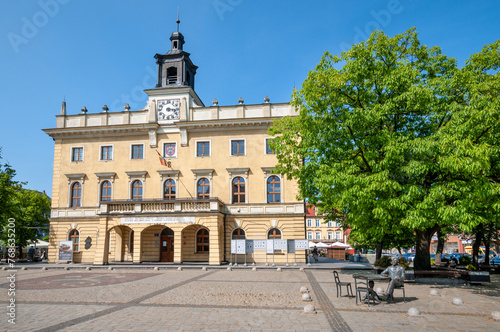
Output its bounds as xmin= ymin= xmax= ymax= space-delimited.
xmin=93 ymin=218 xmax=109 ymax=265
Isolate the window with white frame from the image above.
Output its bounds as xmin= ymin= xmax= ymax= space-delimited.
xmin=265 ymin=138 xmax=275 ymax=155
xmin=306 ymin=219 xmax=312 ymax=227
xmin=307 ymin=231 xmax=313 ymax=240
xmin=230 ymin=139 xmax=245 ymax=156
xmin=69 ymin=229 xmax=79 ymax=252
xmin=196 ymin=141 xmax=210 ymax=157
xmin=315 ymin=231 xmax=321 ymax=240
xmin=327 ymin=221 xmax=333 ymax=227
xmin=315 ymin=219 xmax=320 ymax=227
xmin=327 ymin=231 xmax=334 ymax=240
xmin=131 ymin=144 xmax=144 ymax=159
xmin=100 ymin=146 xmax=113 ymax=161
xmin=336 ymin=231 xmax=342 ymax=240
xmin=71 ymin=147 xmax=84 ymax=162
xmin=335 ymin=219 xmax=342 ymax=227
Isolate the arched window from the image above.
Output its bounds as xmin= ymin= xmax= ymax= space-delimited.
xmin=196 ymin=228 xmax=209 ymax=252
xmin=71 ymin=182 xmax=82 ymax=207
xmin=167 ymin=67 xmax=177 ymax=84
xmin=267 ymin=176 xmax=280 ymax=203
xmin=267 ymin=228 xmax=282 ymax=253
xmin=69 ymin=229 xmax=79 ymax=252
xmin=232 ymin=177 xmax=245 ymax=203
xmin=164 ymin=179 xmax=176 ymax=200
xmin=101 ymin=181 xmax=112 ymax=201
xmin=197 ymin=178 xmax=210 ymax=199
xmin=132 ymin=180 xmax=143 ymax=200
xmin=232 ymin=228 xmax=246 ymax=239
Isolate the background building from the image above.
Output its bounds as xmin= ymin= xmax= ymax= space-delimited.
xmin=43 ymin=27 xmax=305 ymax=265
xmin=305 ymin=204 xmax=347 ymax=244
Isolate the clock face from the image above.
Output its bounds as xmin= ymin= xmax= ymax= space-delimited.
xmin=157 ymin=99 xmax=180 ymax=120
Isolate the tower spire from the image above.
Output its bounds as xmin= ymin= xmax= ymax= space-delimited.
xmin=176 ymin=7 xmax=180 ymax=32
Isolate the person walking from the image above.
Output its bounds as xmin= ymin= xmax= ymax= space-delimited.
xmin=312 ymin=246 xmax=319 ymax=263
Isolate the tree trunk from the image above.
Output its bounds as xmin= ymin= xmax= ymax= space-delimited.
xmin=435 ymin=231 xmax=445 ymax=265
xmin=472 ymin=228 xmax=484 ymax=267
xmin=414 ymin=228 xmax=437 ymax=271
xmin=375 ymin=241 xmax=382 ymax=261
xmin=485 ymin=240 xmax=490 ymax=265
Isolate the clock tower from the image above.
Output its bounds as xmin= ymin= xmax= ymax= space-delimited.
xmin=154 ymin=19 xmax=197 ymax=89
xmin=146 ymin=15 xmax=204 ymax=124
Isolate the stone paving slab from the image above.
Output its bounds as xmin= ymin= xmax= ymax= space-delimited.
xmin=58 ymin=306 xmax=332 ymax=332
xmin=0 ymin=268 xmax=498 ymax=331
xmin=0 ymin=303 xmax=115 ymax=332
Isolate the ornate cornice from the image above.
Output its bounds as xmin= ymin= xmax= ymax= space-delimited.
xmin=43 ymin=124 xmax=159 ymax=139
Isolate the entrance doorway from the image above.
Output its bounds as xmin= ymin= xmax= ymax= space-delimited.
xmin=160 ymin=227 xmax=174 ymax=262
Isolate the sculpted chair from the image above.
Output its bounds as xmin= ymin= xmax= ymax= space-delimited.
xmin=333 ymin=270 xmax=353 ymax=298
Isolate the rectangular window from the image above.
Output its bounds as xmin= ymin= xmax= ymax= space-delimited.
xmin=335 ymin=221 xmax=342 ymax=227
xmin=306 ymin=219 xmax=312 ymax=227
xmin=265 ymin=138 xmax=274 ymax=155
xmin=231 ymin=140 xmax=245 ymax=156
xmin=327 ymin=221 xmax=333 ymax=227
xmin=315 ymin=219 xmax=320 ymax=227
xmin=336 ymin=231 xmax=342 ymax=240
xmin=71 ymin=147 xmax=83 ymax=162
xmin=131 ymin=144 xmax=144 ymax=159
xmin=307 ymin=231 xmax=313 ymax=240
xmin=315 ymin=231 xmax=321 ymax=240
xmin=197 ymin=141 xmax=210 ymax=157
xmin=101 ymin=146 xmax=113 ymax=161
xmin=327 ymin=231 xmax=334 ymax=240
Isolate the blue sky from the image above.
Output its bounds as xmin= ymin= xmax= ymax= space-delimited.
xmin=0 ymin=0 xmax=499 ymax=196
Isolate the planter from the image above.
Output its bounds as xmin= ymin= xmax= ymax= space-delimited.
xmin=469 ymin=271 xmax=490 ymax=284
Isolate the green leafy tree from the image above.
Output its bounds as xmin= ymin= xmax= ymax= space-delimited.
xmin=270 ymin=28 xmax=499 ymax=270
xmin=0 ymin=148 xmax=20 ymax=228
xmin=10 ymin=189 xmax=51 ymax=258
xmin=444 ymin=40 xmax=500 ymax=267
xmin=0 ymin=149 xmax=51 ymax=258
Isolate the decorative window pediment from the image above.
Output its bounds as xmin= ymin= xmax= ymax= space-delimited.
xmin=95 ymin=172 xmax=116 ymax=183
xmin=65 ymin=173 xmax=86 ymax=185
xmin=158 ymin=170 xmax=180 ymax=183
xmin=191 ymin=169 xmax=214 ymax=181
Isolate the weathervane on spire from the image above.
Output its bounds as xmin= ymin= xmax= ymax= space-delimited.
xmin=176 ymin=6 xmax=180 ymax=32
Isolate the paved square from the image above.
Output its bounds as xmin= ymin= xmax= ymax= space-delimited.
xmin=0 ymin=267 xmax=498 ymax=331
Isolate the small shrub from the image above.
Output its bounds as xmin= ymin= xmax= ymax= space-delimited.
xmin=374 ymin=256 xmax=409 ymax=269
xmin=374 ymin=256 xmax=392 ymax=268
xmin=466 ymin=264 xmax=477 ymax=271
xmin=459 ymin=256 xmax=472 ymax=266
xmin=398 ymin=258 xmax=410 ymax=270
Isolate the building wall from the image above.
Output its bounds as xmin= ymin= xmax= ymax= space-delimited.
xmin=45 ymin=100 xmax=305 ymax=265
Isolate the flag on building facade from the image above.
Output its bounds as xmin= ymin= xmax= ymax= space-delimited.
xmin=156 ymin=150 xmax=167 ymax=166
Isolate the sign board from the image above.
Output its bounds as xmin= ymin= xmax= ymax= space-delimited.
xmin=274 ymin=239 xmax=287 ymax=250
xmin=245 ymin=240 xmax=254 ymax=254
xmin=253 ymin=240 xmax=266 ymax=250
xmin=236 ymin=239 xmax=246 ymax=254
xmin=231 ymin=240 xmax=237 ymax=254
xmin=287 ymin=240 xmax=295 ymax=253
xmin=266 ymin=239 xmax=274 ymax=254
xmin=58 ymin=241 xmax=73 ymax=262
xmin=294 ymin=240 xmax=308 ymax=250
xmin=121 ymin=216 xmax=195 ymax=224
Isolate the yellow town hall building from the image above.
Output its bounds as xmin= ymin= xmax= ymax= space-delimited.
xmin=44 ymin=27 xmax=306 ymax=265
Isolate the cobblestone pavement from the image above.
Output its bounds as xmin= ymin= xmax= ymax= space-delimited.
xmin=0 ymin=265 xmax=499 ymax=331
